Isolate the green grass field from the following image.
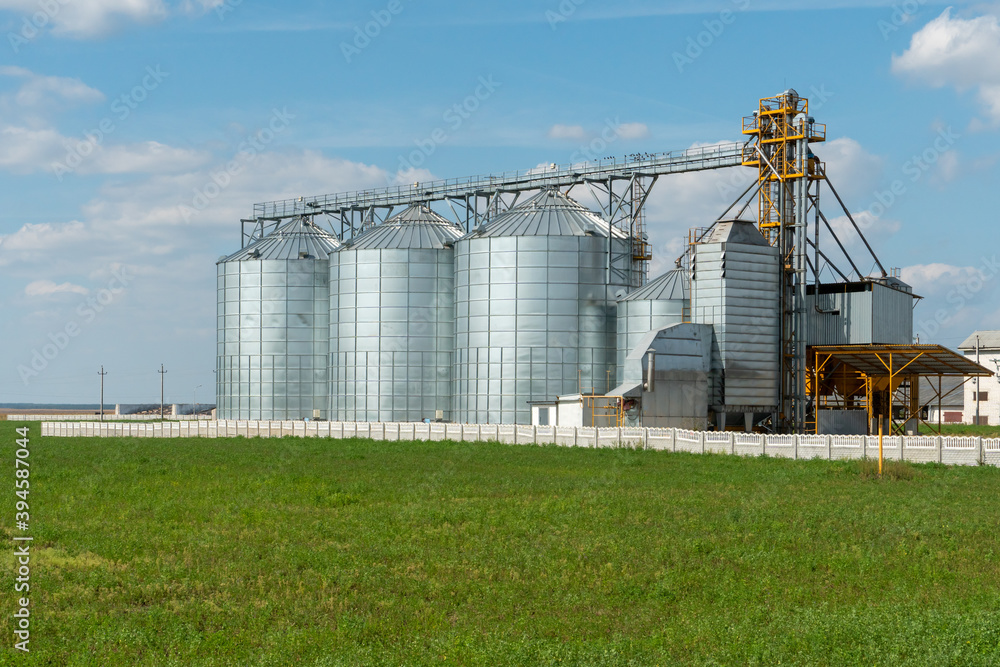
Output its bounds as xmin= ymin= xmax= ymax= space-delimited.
xmin=920 ymin=423 xmax=1000 ymax=437
xmin=3 ymin=421 xmax=1000 ymax=666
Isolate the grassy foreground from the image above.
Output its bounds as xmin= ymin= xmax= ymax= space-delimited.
xmin=3 ymin=422 xmax=1000 ymax=666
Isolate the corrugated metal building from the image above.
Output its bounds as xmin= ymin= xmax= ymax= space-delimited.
xmin=616 ymin=268 xmax=687 ymax=385
xmin=690 ymin=220 xmax=780 ymax=414
xmin=330 ymin=204 xmax=463 ymax=422
xmin=807 ymin=277 xmax=915 ymax=345
xmin=453 ymin=189 xmax=632 ymax=424
xmin=217 ymin=217 xmax=339 ymax=420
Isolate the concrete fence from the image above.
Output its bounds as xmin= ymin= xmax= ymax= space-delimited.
xmin=37 ymin=420 xmax=1000 ymax=468
xmin=7 ymin=414 xmax=215 ymax=422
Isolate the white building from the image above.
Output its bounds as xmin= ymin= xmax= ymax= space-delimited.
xmin=959 ymin=331 xmax=1000 ymax=425
xmin=919 ymin=376 xmax=965 ymax=425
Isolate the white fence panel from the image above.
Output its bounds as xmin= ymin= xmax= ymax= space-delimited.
xmin=554 ymin=426 xmax=577 ymax=446
xmin=734 ymin=432 xmax=763 ymax=457
xmin=459 ymin=424 xmax=480 ymax=442
xmin=902 ymin=436 xmax=938 ymax=464
xmin=764 ymin=434 xmax=795 ymax=459
xmin=646 ymin=428 xmax=673 ymax=451
xmin=496 ymin=425 xmax=516 ymax=445
xmin=596 ymin=428 xmax=620 ymax=448
xmin=514 ymin=425 xmax=535 ymax=445
xmin=675 ymin=429 xmax=702 ymax=453
xmin=864 ymin=436 xmax=902 ymax=461
xmin=798 ymin=435 xmax=829 ymax=460
xmin=984 ymin=439 xmax=1000 ymax=467
xmin=830 ymin=435 xmax=864 ymax=460
xmin=577 ymin=427 xmax=597 ymax=448
xmin=704 ymin=431 xmax=730 ymax=454
xmin=536 ymin=426 xmax=556 ymax=445
xmin=942 ymin=437 xmax=979 ymax=466
xmin=621 ymin=427 xmax=645 ymax=449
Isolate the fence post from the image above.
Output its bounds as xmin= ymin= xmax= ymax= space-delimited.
xmin=670 ymin=428 xmax=677 ymax=452
xmin=901 ymin=435 xmax=906 ymax=462
xmin=642 ymin=428 xmax=649 ymax=450
xmin=937 ymin=436 xmax=943 ymax=464
xmin=794 ymin=435 xmax=799 ymax=460
xmin=826 ymin=435 xmax=832 ymax=460
xmin=729 ymin=432 xmax=736 ymax=456
xmin=573 ymin=426 xmax=578 ymax=447
xmin=700 ymin=431 xmax=706 ymax=455
xmin=533 ymin=425 xmax=538 ymax=445
xmin=978 ymin=437 xmax=984 ymax=465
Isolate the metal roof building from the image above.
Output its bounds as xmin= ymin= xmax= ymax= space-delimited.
xmin=690 ymin=220 xmax=780 ymax=420
xmin=453 ymin=189 xmax=633 ymax=424
xmin=330 ymin=204 xmax=463 ymax=422
xmin=958 ymin=331 xmax=1000 ymax=351
xmin=616 ymin=268 xmax=687 ymax=385
xmin=217 ymin=217 xmax=340 ymax=420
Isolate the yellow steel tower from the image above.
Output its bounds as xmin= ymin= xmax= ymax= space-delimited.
xmin=742 ymin=90 xmax=826 ymax=432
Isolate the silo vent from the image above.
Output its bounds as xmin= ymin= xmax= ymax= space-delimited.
xmin=299 ymin=251 xmax=309 ymax=259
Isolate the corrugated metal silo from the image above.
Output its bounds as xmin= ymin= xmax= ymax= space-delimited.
xmin=453 ymin=189 xmax=632 ymax=424
xmin=616 ymin=268 xmax=688 ymax=384
xmin=690 ymin=220 xmax=780 ymax=412
xmin=330 ymin=204 xmax=463 ymax=422
xmin=217 ymin=217 xmax=339 ymax=420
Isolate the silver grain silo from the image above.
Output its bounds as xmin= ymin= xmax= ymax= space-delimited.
xmin=453 ymin=188 xmax=633 ymax=424
xmin=217 ymin=217 xmax=339 ymax=420
xmin=690 ymin=219 xmax=780 ymax=418
xmin=330 ymin=204 xmax=463 ymax=422
xmin=616 ymin=268 xmax=688 ymax=384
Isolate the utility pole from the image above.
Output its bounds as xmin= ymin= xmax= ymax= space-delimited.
xmin=975 ymin=335 xmax=981 ymax=425
xmin=159 ymin=364 xmax=168 ymax=420
xmin=98 ymin=366 xmax=107 ymax=422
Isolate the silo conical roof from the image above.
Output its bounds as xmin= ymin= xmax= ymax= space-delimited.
xmin=699 ymin=219 xmax=769 ymax=246
xmin=470 ymin=189 xmax=627 ymax=238
xmin=220 ymin=216 xmax=340 ymax=262
xmin=621 ymin=268 xmax=688 ymax=302
xmin=345 ymin=204 xmax=463 ymax=249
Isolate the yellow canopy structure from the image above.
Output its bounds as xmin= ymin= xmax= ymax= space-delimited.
xmin=809 ymin=345 xmax=992 ymax=435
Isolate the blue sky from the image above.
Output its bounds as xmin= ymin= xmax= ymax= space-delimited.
xmin=1 ymin=0 xmax=998 ymax=404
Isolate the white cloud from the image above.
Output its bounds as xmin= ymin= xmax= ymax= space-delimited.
xmin=902 ymin=263 xmax=984 ymax=295
xmin=24 ymin=280 xmax=89 ymax=298
xmin=0 ymin=68 xmax=105 ymax=132
xmin=0 ymin=150 xmax=395 ymax=270
xmin=548 ymin=124 xmax=587 ymax=141
xmin=17 ymin=75 xmax=105 ymax=107
xmin=933 ymin=149 xmax=961 ymax=183
xmin=0 ymin=0 xmax=168 ymax=38
xmin=813 ymin=137 xmax=884 ymax=201
xmin=0 ymin=221 xmax=89 ymax=266
xmin=0 ymin=125 xmax=67 ymax=172
xmin=616 ymin=122 xmax=650 ymax=140
xmin=0 ymin=121 xmax=210 ymax=176
xmin=892 ymin=8 xmax=1000 ymax=122
xmin=179 ymin=0 xmax=224 ymax=12
xmin=82 ymin=141 xmax=211 ymax=176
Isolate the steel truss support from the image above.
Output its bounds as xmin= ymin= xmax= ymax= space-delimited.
xmin=742 ymin=89 xmax=827 ymax=433
xmin=577 ymin=174 xmax=658 ymax=287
